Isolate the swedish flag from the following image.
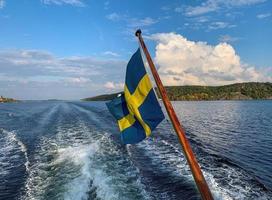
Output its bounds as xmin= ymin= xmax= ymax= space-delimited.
xmin=106 ymin=48 xmax=165 ymax=144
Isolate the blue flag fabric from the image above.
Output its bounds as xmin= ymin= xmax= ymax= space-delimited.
xmin=106 ymin=48 xmax=165 ymax=144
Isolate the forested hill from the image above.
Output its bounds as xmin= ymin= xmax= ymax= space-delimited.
xmin=82 ymin=82 xmax=272 ymax=101
xmin=161 ymin=82 xmax=272 ymax=100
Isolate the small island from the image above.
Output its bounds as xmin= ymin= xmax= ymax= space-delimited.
xmin=82 ymin=82 xmax=272 ymax=101
xmin=0 ymin=96 xmax=18 ymax=103
xmin=82 ymin=92 xmax=122 ymax=101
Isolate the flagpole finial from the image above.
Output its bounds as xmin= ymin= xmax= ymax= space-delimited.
xmin=135 ymin=29 xmax=142 ymax=37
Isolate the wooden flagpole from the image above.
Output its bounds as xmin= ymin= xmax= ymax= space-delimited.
xmin=135 ymin=29 xmax=214 ymax=200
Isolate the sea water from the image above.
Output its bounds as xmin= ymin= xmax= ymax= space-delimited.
xmin=0 ymin=100 xmax=271 ymax=200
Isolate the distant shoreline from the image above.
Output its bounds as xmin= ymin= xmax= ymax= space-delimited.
xmin=0 ymin=96 xmax=18 ymax=103
xmin=82 ymin=82 xmax=272 ymax=101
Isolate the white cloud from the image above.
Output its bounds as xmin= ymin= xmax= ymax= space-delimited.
xmin=128 ymin=17 xmax=157 ymax=28
xmin=106 ymin=13 xmax=121 ymax=21
xmin=219 ymin=35 xmax=239 ymax=43
xmin=180 ymin=17 xmax=234 ymax=31
xmin=66 ymin=77 xmax=90 ymax=84
xmin=103 ymin=51 xmax=120 ymax=57
xmin=174 ymin=7 xmax=183 ymax=13
xmin=104 ymin=81 xmax=123 ymax=90
xmin=257 ymin=13 xmax=271 ymax=19
xmin=106 ymin=13 xmax=157 ymax=37
xmin=208 ymin=21 xmax=235 ymax=30
xmin=186 ymin=1 xmax=218 ymax=16
xmin=194 ymin=16 xmax=210 ymax=23
xmin=226 ymin=0 xmax=266 ymax=6
xmin=150 ymin=33 xmax=271 ymax=86
xmin=106 ymin=13 xmax=157 ymax=27
xmin=41 ymin=0 xmax=85 ymax=7
xmin=185 ymin=0 xmax=266 ymax=16
xmin=105 ymin=13 xmax=157 ymax=36
xmin=0 ymin=0 xmax=5 ymax=9
xmin=209 ymin=21 xmax=229 ymax=29
xmin=161 ymin=6 xmax=171 ymax=11
xmin=0 ymin=49 xmax=126 ymax=99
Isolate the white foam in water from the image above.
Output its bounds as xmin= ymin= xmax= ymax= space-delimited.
xmin=3 ymin=102 xmax=272 ymax=200
xmin=12 ymin=134 xmax=30 ymax=172
xmin=24 ymin=121 xmax=125 ymax=200
xmin=135 ymin=136 xmax=272 ymax=200
xmin=58 ymin=143 xmax=98 ymax=200
xmin=203 ymin=170 xmax=233 ymax=200
xmin=24 ymin=137 xmax=52 ymax=200
xmin=138 ymin=138 xmax=191 ymax=179
xmin=56 ymin=142 xmax=117 ymax=200
xmin=202 ymin=161 xmax=272 ymax=200
xmin=0 ymin=129 xmax=30 ymax=173
xmin=61 ymin=137 xmax=124 ymax=200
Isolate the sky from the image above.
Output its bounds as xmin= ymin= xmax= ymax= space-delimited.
xmin=0 ymin=0 xmax=271 ymax=100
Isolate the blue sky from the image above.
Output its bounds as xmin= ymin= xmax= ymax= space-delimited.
xmin=0 ymin=0 xmax=271 ymax=99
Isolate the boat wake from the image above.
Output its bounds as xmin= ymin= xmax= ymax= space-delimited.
xmin=23 ymin=105 xmax=148 ymax=200
xmin=0 ymin=128 xmax=30 ymax=199
xmin=1 ymin=101 xmax=272 ymax=200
